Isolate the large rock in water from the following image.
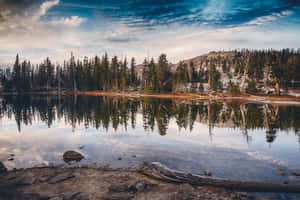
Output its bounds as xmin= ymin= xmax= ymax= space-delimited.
xmin=0 ymin=162 xmax=7 ymax=174
xmin=63 ymin=151 xmax=84 ymax=165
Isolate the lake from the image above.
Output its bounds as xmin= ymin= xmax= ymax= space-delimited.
xmin=0 ymin=95 xmax=299 ymax=198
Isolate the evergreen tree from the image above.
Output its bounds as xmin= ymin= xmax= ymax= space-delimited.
xmin=12 ymin=54 xmax=21 ymax=91
xmin=130 ymin=57 xmax=137 ymax=89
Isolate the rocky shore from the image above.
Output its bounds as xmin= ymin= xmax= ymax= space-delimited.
xmin=1 ymin=150 xmax=299 ymax=200
xmin=0 ymin=162 xmax=264 ymax=200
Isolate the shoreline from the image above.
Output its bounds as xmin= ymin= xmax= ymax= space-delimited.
xmin=1 ymin=90 xmax=300 ymax=105
xmin=75 ymin=91 xmax=300 ymax=105
xmin=0 ymin=161 xmax=294 ymax=200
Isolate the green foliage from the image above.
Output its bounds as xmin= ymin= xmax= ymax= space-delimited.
xmin=227 ymin=81 xmax=240 ymax=95
xmin=2 ymin=49 xmax=300 ymax=94
xmin=246 ymin=80 xmax=258 ymax=94
xmin=199 ymin=82 xmax=204 ymax=92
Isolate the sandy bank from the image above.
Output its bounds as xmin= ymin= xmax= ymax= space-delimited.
xmin=74 ymin=91 xmax=300 ymax=105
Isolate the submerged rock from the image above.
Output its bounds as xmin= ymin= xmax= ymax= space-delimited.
xmin=278 ymin=167 xmax=284 ymax=171
xmin=204 ymin=170 xmax=212 ymax=176
xmin=292 ymin=171 xmax=300 ymax=176
xmin=63 ymin=151 xmax=84 ymax=165
xmin=0 ymin=162 xmax=7 ymax=174
xmin=278 ymin=172 xmax=285 ymax=176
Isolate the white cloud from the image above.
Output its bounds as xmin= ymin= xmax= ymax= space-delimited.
xmin=0 ymin=0 xmax=89 ymax=64
xmin=37 ymin=0 xmax=60 ymax=17
xmin=246 ymin=10 xmax=293 ymax=25
xmin=51 ymin=16 xmax=87 ymax=27
xmin=0 ymin=0 xmax=299 ymax=66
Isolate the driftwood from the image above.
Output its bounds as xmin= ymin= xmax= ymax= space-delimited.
xmin=139 ymin=161 xmax=300 ymax=193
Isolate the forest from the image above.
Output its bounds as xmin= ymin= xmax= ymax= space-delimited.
xmin=0 ymin=49 xmax=300 ymax=95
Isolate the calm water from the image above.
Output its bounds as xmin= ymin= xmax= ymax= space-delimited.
xmin=0 ymin=95 xmax=300 ymax=198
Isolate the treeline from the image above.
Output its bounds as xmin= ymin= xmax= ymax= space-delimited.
xmin=0 ymin=53 xmax=140 ymax=92
xmin=1 ymin=95 xmax=299 ymax=143
xmin=0 ymin=49 xmax=300 ymax=95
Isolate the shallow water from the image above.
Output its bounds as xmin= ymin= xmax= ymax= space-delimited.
xmin=0 ymin=95 xmax=299 ymax=198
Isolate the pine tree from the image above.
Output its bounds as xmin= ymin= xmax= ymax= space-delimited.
xmin=156 ymin=54 xmax=172 ymax=92
xmin=12 ymin=54 xmax=21 ymax=92
xmin=190 ymin=61 xmax=198 ymax=92
xmin=130 ymin=57 xmax=137 ymax=89
xmin=111 ymin=56 xmax=119 ymax=90
xmin=142 ymin=58 xmax=150 ymax=90
xmin=120 ymin=58 xmax=128 ymax=91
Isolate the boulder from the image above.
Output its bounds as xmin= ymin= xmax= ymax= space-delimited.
xmin=63 ymin=151 xmax=84 ymax=165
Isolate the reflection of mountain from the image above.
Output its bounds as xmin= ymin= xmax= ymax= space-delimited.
xmin=0 ymin=95 xmax=299 ymax=144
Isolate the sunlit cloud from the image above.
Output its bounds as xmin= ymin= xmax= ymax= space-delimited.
xmin=0 ymin=0 xmax=299 ymax=65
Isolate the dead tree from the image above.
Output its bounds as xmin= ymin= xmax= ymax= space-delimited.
xmin=139 ymin=161 xmax=300 ymax=193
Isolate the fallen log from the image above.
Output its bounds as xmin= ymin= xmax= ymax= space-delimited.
xmin=138 ymin=161 xmax=300 ymax=193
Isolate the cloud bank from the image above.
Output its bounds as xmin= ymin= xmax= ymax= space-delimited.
xmin=0 ymin=0 xmax=299 ymax=65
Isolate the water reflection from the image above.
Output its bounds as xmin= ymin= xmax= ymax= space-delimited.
xmin=0 ymin=95 xmax=299 ymax=144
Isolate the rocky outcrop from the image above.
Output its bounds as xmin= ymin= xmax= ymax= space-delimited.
xmin=0 ymin=164 xmax=263 ymax=200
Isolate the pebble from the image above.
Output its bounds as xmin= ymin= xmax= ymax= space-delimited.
xmin=292 ymin=171 xmax=300 ymax=176
xmin=118 ymin=157 xmax=122 ymax=160
xmin=204 ymin=170 xmax=212 ymax=176
xmin=278 ymin=172 xmax=285 ymax=176
xmin=132 ymin=180 xmax=147 ymax=192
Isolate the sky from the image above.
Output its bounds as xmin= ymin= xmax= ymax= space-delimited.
xmin=0 ymin=0 xmax=300 ymax=65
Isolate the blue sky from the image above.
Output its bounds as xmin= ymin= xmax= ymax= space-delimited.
xmin=0 ymin=0 xmax=300 ymax=64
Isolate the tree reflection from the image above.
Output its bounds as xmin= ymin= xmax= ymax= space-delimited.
xmin=0 ymin=95 xmax=299 ymax=144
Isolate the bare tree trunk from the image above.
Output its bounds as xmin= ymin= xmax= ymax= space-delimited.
xmin=208 ymin=63 xmax=211 ymax=93
xmin=46 ymin=81 xmax=49 ymax=91
xmin=263 ymin=104 xmax=270 ymax=134
xmin=275 ymin=80 xmax=280 ymax=96
xmin=208 ymin=102 xmax=212 ymax=141
xmin=240 ymin=104 xmax=249 ymax=143
xmin=264 ymin=65 xmax=269 ymax=89
xmin=240 ymin=56 xmax=250 ymax=93
xmin=58 ymin=69 xmax=61 ymax=95
xmin=139 ymin=161 xmax=300 ymax=193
